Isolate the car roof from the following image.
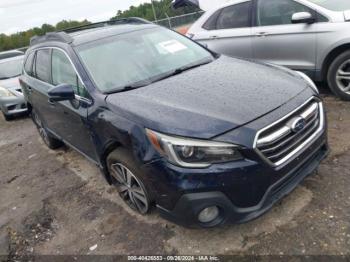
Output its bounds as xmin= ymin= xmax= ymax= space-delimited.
xmin=0 ymin=50 xmax=24 ymax=60
xmin=70 ymin=23 xmax=158 ymax=46
xmin=28 ymin=18 xmax=158 ymax=48
xmin=0 ymin=55 xmax=24 ymax=64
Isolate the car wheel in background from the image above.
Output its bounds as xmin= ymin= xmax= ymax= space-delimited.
xmin=31 ymin=109 xmax=63 ymax=149
xmin=107 ymin=148 xmax=152 ymax=215
xmin=328 ymin=50 xmax=350 ymax=101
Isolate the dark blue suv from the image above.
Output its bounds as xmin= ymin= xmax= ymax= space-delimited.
xmin=20 ymin=18 xmax=328 ymax=228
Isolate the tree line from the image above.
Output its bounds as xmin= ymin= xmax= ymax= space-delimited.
xmin=0 ymin=0 xmax=198 ymax=52
xmin=0 ymin=20 xmax=91 ymax=52
xmin=111 ymin=0 xmax=198 ymax=21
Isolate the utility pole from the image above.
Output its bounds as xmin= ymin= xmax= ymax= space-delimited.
xmin=151 ymin=0 xmax=158 ymax=22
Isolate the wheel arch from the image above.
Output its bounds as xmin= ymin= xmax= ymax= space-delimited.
xmin=321 ymin=43 xmax=350 ymax=82
xmin=99 ymin=140 xmax=123 ymax=184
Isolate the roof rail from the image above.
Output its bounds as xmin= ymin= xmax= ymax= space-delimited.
xmin=30 ymin=32 xmax=73 ymax=46
xmin=62 ymin=17 xmax=152 ymax=34
xmin=29 ymin=17 xmax=151 ymax=46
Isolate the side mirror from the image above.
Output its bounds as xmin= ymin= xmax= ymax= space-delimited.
xmin=48 ymin=84 xmax=75 ymax=102
xmin=292 ymin=12 xmax=315 ymax=24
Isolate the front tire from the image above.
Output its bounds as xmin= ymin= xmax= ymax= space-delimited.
xmin=31 ymin=109 xmax=63 ymax=150
xmin=327 ymin=50 xmax=350 ymax=101
xmin=107 ymin=148 xmax=152 ymax=215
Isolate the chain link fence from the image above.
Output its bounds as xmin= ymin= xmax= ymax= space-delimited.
xmin=154 ymin=11 xmax=204 ymax=30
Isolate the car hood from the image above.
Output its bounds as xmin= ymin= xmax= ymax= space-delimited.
xmin=0 ymin=77 xmax=21 ymax=92
xmin=106 ymin=56 xmax=309 ymax=139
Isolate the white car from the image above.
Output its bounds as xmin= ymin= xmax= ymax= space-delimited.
xmin=0 ymin=55 xmax=27 ymax=121
xmin=183 ymin=0 xmax=350 ymax=100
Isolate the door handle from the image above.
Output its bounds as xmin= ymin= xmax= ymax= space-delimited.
xmin=210 ymin=35 xmax=218 ymax=39
xmin=255 ymin=32 xmax=269 ymax=37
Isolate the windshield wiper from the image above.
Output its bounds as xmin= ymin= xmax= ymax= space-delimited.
xmin=104 ymin=60 xmax=213 ymax=94
xmin=175 ymin=60 xmax=212 ymax=75
xmin=105 ymin=82 xmax=150 ymax=94
xmin=152 ymin=60 xmax=213 ymax=83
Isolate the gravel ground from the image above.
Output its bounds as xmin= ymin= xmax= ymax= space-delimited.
xmin=0 ymin=88 xmax=349 ymax=260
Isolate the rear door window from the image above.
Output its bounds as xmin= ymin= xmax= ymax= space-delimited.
xmin=203 ymin=2 xmax=252 ymax=30
xmin=216 ymin=2 xmax=251 ymax=29
xmin=203 ymin=10 xmax=222 ymax=30
xmin=34 ymin=49 xmax=51 ymax=83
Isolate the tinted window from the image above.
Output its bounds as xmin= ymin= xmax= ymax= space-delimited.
xmin=51 ymin=49 xmax=87 ymax=97
xmin=216 ymin=2 xmax=251 ymax=29
xmin=257 ymin=0 xmax=313 ymax=26
xmin=35 ymin=49 xmax=51 ymax=83
xmin=24 ymin=52 xmax=35 ymax=75
xmin=203 ymin=9 xmax=221 ymax=30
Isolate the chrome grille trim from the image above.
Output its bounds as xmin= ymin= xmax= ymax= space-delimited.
xmin=254 ymin=97 xmax=325 ymax=168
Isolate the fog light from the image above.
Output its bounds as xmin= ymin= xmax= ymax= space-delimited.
xmin=198 ymin=206 xmax=219 ymax=223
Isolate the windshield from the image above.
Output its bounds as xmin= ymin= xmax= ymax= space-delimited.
xmin=0 ymin=57 xmax=23 ymax=80
xmin=308 ymin=0 xmax=350 ymax=11
xmin=76 ymin=27 xmax=214 ymax=93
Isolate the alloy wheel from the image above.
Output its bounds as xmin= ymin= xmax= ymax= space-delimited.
xmin=110 ymin=163 xmax=149 ymax=214
xmin=336 ymin=60 xmax=350 ymax=94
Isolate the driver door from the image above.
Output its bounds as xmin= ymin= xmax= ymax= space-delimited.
xmin=50 ymin=49 xmax=97 ymax=160
xmin=252 ymin=0 xmax=318 ymax=76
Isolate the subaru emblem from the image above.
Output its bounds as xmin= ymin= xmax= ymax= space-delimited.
xmin=291 ymin=117 xmax=306 ymax=133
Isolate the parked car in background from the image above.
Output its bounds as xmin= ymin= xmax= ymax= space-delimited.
xmin=0 ymin=55 xmax=27 ymax=121
xmin=0 ymin=50 xmax=24 ymax=60
xmin=186 ymin=0 xmax=350 ymax=100
xmin=20 ymin=18 xmax=328 ymax=227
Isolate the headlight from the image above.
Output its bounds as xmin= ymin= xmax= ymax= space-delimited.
xmin=0 ymin=86 xmax=15 ymax=97
xmin=146 ymin=129 xmax=243 ymax=168
xmin=296 ymin=71 xmax=319 ymax=94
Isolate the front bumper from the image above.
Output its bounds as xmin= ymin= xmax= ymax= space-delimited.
xmin=157 ymin=141 xmax=328 ymax=227
xmin=0 ymin=96 xmax=27 ymax=116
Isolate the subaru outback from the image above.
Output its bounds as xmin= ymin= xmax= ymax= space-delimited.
xmin=20 ymin=18 xmax=328 ymax=227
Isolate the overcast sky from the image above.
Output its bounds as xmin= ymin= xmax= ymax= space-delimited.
xmin=0 ymin=0 xmax=153 ymax=35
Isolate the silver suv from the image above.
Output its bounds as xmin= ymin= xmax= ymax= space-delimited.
xmin=186 ymin=0 xmax=350 ymax=100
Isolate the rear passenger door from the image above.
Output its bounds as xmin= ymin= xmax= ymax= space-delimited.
xmin=199 ymin=1 xmax=253 ymax=59
xmin=30 ymin=49 xmax=59 ymax=130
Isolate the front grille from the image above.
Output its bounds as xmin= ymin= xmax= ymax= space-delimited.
xmin=255 ymin=98 xmax=324 ymax=167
